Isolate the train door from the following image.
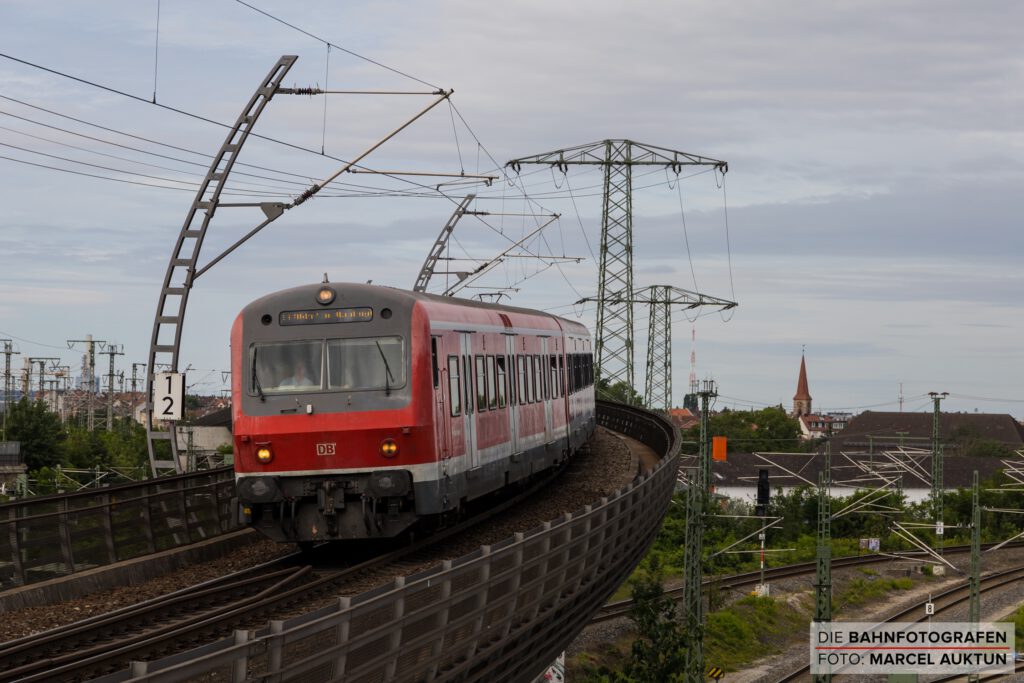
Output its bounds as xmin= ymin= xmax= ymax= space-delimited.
xmin=432 ymin=336 xmax=458 ymax=512
xmin=430 ymin=336 xmax=452 ymax=485
xmin=505 ymin=334 xmax=518 ymax=455
xmin=459 ymin=332 xmax=480 ymax=469
xmin=541 ymin=337 xmax=553 ymax=444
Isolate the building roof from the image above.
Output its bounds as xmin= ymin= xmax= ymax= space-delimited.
xmin=794 ymin=354 xmax=811 ymax=401
xmin=711 ymin=451 xmax=1008 ymax=490
xmin=831 ymin=411 xmax=1024 ymax=452
xmin=193 ymin=406 xmax=232 ymax=427
xmin=668 ymin=407 xmax=700 ymax=429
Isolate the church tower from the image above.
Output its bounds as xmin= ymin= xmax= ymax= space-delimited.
xmin=792 ymin=352 xmax=812 ymax=417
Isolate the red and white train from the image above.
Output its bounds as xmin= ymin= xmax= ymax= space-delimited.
xmin=231 ymin=281 xmax=596 ymax=543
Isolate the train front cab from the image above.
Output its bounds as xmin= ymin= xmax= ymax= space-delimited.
xmin=231 ymin=284 xmax=434 ymax=543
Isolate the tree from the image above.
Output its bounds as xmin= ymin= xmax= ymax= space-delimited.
xmin=681 ymin=406 xmax=804 ymax=454
xmin=62 ymin=426 xmax=108 ymax=468
xmin=619 ymin=559 xmax=688 ymax=682
xmin=597 ymin=379 xmax=644 ymax=406
xmin=5 ymin=398 xmax=66 ymax=470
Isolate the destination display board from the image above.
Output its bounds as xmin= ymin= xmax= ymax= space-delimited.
xmin=280 ymin=307 xmax=373 ymax=326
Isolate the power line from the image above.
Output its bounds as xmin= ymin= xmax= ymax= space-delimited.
xmin=0 ymin=52 xmax=574 ymax=297
xmin=0 ymin=94 xmax=315 ymax=182
xmin=0 ymin=139 xmax=297 ymax=195
xmin=232 ymin=0 xmax=441 ymax=90
xmin=0 ymin=51 xmax=455 ymax=199
xmin=0 ymin=153 xmax=195 ymax=192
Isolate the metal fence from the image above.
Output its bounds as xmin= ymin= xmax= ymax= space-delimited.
xmin=93 ymin=401 xmax=680 ymax=683
xmin=0 ymin=468 xmax=236 ymax=589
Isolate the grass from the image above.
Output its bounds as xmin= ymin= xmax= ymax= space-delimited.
xmin=834 ymin=571 xmax=914 ymax=611
xmin=704 ymin=594 xmax=811 ymax=671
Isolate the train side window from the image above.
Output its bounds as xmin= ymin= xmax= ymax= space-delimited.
xmin=587 ymin=352 xmax=594 ymax=386
xmin=536 ymin=354 xmax=547 ymax=400
xmin=526 ymin=355 xmax=535 ymax=403
xmin=550 ymin=355 xmax=559 ymax=399
xmin=517 ymin=355 xmax=527 ymax=405
xmin=448 ymin=356 xmax=461 ymax=416
xmin=496 ymin=356 xmax=507 ymax=408
xmin=486 ymin=355 xmax=497 ymax=409
xmin=431 ymin=338 xmax=439 ymax=388
xmin=533 ymin=354 xmax=541 ymax=402
xmin=559 ymin=354 xmax=565 ymax=395
xmin=475 ymin=355 xmax=487 ymax=411
xmin=463 ymin=355 xmax=474 ymax=414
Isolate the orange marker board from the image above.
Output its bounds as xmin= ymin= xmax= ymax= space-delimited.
xmin=712 ymin=436 xmax=727 ymax=461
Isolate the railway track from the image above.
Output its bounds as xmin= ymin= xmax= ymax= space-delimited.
xmin=769 ymin=563 xmax=1024 ymax=683
xmin=0 ymin=459 xmax=574 ymax=683
xmin=592 ymin=541 xmax=1024 ymax=624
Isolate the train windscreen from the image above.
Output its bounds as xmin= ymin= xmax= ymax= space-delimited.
xmin=249 ymin=336 xmax=405 ymax=394
xmin=327 ymin=336 xmax=405 ymax=391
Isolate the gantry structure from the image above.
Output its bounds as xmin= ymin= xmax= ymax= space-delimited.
xmin=507 ymin=140 xmax=730 ymax=394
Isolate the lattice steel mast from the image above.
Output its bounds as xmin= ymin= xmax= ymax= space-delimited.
xmin=575 ymin=286 xmax=736 ymax=407
xmin=813 ymin=444 xmax=832 ymax=683
xmin=683 ymin=379 xmax=717 ymax=683
xmin=646 ymin=285 xmax=672 ymax=410
xmin=930 ymin=391 xmax=948 ymax=551
xmin=507 ymin=141 xmax=727 ymax=392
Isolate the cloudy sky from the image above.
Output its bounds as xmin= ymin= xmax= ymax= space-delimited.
xmin=0 ymin=1 xmax=1021 ymax=418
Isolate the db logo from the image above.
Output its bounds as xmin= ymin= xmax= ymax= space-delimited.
xmin=316 ymin=443 xmax=336 ymax=456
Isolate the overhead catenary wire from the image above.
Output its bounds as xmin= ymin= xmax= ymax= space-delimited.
xmin=0 ymin=140 xmax=301 ymax=196
xmin=0 ymin=52 xmax=467 ymax=203
xmin=0 ymin=95 xmax=319 ymax=183
xmin=232 ymin=0 xmax=442 ymax=91
xmin=676 ymin=171 xmax=700 ymax=293
xmin=151 ymin=0 xmax=161 ymax=103
xmin=0 ymin=127 xmax=305 ymax=195
xmin=0 ymin=47 xmax=572 ymax=296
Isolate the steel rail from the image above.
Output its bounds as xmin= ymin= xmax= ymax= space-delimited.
xmin=0 ymin=456 xmax=574 ymax=682
xmin=0 ymin=553 xmax=304 ymax=673
xmin=591 ymin=541 xmax=1024 ymax=624
xmin=770 ymin=564 xmax=1024 ymax=683
xmin=5 ymin=401 xmax=674 ymax=683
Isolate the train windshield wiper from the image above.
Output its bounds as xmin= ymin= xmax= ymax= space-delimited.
xmin=252 ymin=348 xmax=265 ymax=402
xmin=375 ymin=340 xmax=395 ymax=397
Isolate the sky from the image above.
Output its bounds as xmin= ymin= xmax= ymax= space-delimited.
xmin=0 ymin=0 xmax=1021 ymax=418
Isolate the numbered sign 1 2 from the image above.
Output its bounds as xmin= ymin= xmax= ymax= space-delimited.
xmin=154 ymin=373 xmax=186 ymax=421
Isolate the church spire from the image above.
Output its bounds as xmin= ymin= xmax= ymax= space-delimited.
xmin=793 ymin=350 xmax=812 ymax=417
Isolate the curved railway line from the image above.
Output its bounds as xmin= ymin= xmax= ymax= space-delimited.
xmin=0 ymin=461 xmax=574 ymax=683
xmin=5 ymin=401 xmax=1022 ymax=683
xmin=592 ymin=541 xmax=1024 ymax=624
xmin=770 ymin=564 xmax=1024 ymax=683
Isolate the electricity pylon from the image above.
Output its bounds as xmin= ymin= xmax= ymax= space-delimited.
xmin=507 ymin=140 xmax=727 ymax=391
xmin=575 ymin=286 xmax=735 ymax=407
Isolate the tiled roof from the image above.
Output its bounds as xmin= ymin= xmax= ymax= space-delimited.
xmin=831 ymin=411 xmax=1024 ymax=451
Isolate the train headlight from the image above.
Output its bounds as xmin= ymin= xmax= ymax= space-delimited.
xmin=256 ymin=446 xmax=274 ymax=463
xmin=380 ymin=439 xmax=399 ymax=458
xmin=316 ymin=286 xmax=336 ymax=305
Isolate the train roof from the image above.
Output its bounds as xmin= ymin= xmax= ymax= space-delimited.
xmin=242 ymin=282 xmax=590 ymax=335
